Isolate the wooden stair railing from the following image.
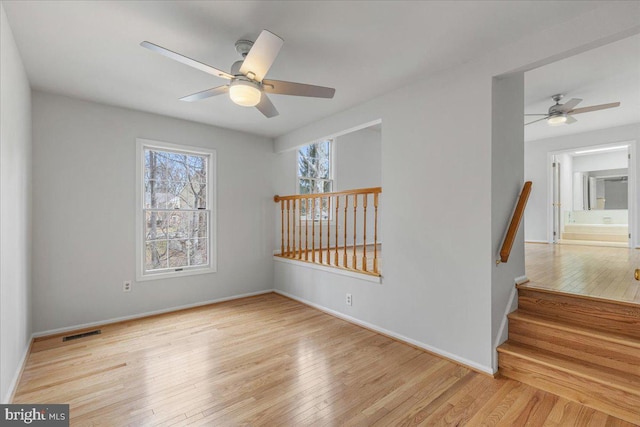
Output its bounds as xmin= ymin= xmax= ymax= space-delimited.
xmin=274 ymin=187 xmax=382 ymax=276
xmin=497 ymin=181 xmax=532 ymax=264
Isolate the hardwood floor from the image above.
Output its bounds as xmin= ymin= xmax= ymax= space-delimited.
xmin=13 ymin=293 xmax=632 ymax=426
xmin=525 ymin=243 xmax=640 ymax=304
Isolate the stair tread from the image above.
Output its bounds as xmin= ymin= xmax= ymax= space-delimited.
xmin=508 ymin=310 xmax=640 ymax=347
xmin=497 ymin=341 xmax=640 ymax=396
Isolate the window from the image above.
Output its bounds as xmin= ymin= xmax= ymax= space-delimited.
xmin=297 ymin=139 xmax=333 ymax=220
xmin=136 ymin=139 xmax=216 ymax=280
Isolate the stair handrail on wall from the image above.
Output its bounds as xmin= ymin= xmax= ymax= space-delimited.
xmin=274 ymin=187 xmax=382 ymax=276
xmin=498 ymin=181 xmax=532 ymax=264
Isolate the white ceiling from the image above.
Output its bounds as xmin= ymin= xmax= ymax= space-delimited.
xmin=524 ymin=34 xmax=640 ymax=142
xmin=3 ymin=1 xmax=618 ymax=138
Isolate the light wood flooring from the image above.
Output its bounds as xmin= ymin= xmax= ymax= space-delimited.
xmin=524 ymin=243 xmax=640 ymax=304
xmin=13 ymin=293 xmax=633 ymax=426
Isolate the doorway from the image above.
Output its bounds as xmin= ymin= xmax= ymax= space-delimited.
xmin=548 ymin=142 xmax=634 ymax=248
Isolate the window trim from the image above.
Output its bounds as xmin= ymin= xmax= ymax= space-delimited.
xmin=135 ymin=138 xmax=217 ymax=281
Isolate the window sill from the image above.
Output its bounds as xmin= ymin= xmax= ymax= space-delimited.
xmin=136 ymin=266 xmax=216 ymax=282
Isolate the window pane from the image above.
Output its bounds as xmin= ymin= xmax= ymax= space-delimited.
xmin=145 ymin=211 xmax=169 ymax=240
xmin=144 ymin=149 xmax=208 ymax=210
xmin=168 ymin=239 xmax=188 ymax=268
xmin=299 ymin=178 xmax=312 ymax=195
xmin=146 ymin=241 xmax=168 ymax=271
xmin=189 ymin=238 xmax=208 ymax=266
xmin=144 ymin=210 xmax=209 ymax=272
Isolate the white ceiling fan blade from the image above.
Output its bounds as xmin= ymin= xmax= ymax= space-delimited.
xmin=180 ymin=85 xmax=229 ymax=102
xmin=239 ymin=30 xmax=284 ymax=82
xmin=255 ymin=94 xmax=279 ymax=118
xmin=557 ymin=98 xmax=582 ymax=112
xmin=569 ymin=102 xmax=620 ymax=115
xmin=525 ymin=116 xmax=549 ymax=126
xmin=566 ymin=115 xmax=577 ymax=124
xmin=141 ymin=41 xmax=233 ymax=80
xmin=262 ymin=79 xmax=335 ymax=98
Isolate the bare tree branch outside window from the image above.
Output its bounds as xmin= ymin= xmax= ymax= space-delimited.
xmin=144 ymin=148 xmax=209 ymax=272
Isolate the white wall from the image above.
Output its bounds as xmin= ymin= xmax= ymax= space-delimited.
xmin=31 ymin=91 xmax=275 ymax=333
xmin=525 ymin=123 xmax=640 ymax=243
xmin=273 ymin=4 xmax=640 ymax=373
xmin=573 ymin=150 xmax=628 ymax=172
xmin=0 ymin=4 xmax=32 ymax=403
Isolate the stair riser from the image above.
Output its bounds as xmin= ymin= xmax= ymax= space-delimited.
xmin=499 ymin=352 xmax=640 ymax=424
xmin=518 ymin=289 xmax=640 ymax=337
xmin=508 ymin=320 xmax=640 ymax=376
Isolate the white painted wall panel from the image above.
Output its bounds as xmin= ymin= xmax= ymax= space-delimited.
xmin=0 ymin=4 xmax=32 ymax=403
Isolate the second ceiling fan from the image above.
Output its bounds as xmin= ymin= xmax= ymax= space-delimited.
xmin=525 ymin=94 xmax=620 ymax=126
xmin=141 ymin=30 xmax=335 ymax=118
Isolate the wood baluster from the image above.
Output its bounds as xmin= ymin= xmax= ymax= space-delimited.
xmin=327 ymin=196 xmax=331 ymax=264
xmin=305 ymin=198 xmax=309 ymax=260
xmin=291 ymin=199 xmax=296 ymax=258
xmin=318 ymin=196 xmax=323 ymax=264
xmin=362 ymin=194 xmax=367 ymax=272
xmin=298 ymin=199 xmax=303 ymax=259
xmin=280 ymin=200 xmax=285 ymax=256
xmin=343 ymin=195 xmax=348 ymax=268
xmin=374 ymin=192 xmax=379 ymax=273
xmin=286 ymin=200 xmax=291 ymax=256
xmin=352 ymin=194 xmax=358 ymax=269
xmin=311 ymin=197 xmax=316 ymax=262
xmin=334 ymin=196 xmax=340 ymax=265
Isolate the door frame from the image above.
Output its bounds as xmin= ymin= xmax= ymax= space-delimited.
xmin=546 ymin=140 xmax=637 ymax=247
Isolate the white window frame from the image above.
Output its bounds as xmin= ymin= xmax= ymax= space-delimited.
xmin=296 ymin=139 xmax=335 ymax=222
xmin=136 ymin=138 xmax=217 ymax=281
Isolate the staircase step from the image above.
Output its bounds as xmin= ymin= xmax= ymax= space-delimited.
xmin=498 ymin=342 xmax=640 ymax=424
xmin=561 ymin=232 xmax=628 ymax=242
xmin=507 ymin=310 xmax=640 ymax=376
xmin=516 ymin=286 xmax=640 ymax=337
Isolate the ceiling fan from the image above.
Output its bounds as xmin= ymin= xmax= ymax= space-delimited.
xmin=525 ymin=94 xmax=620 ymax=126
xmin=141 ymin=30 xmax=335 ymax=118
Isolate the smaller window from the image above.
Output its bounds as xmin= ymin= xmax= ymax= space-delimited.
xmin=297 ymin=140 xmax=333 ymax=220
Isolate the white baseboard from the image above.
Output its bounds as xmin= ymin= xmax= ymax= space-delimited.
xmin=274 ymin=289 xmax=494 ymax=375
xmin=33 ymin=289 xmax=274 ymax=338
xmin=2 ymin=335 xmax=33 ymax=404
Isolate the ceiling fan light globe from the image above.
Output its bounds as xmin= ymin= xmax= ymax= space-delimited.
xmin=229 ymin=80 xmax=261 ymax=107
xmin=547 ymin=114 xmax=567 ymax=126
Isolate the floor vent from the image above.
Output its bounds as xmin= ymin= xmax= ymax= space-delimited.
xmin=62 ymin=329 xmax=101 ymax=342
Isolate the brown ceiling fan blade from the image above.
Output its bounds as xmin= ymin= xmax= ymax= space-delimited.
xmin=240 ymin=30 xmax=284 ymax=83
xmin=557 ymin=98 xmax=582 ymax=112
xmin=180 ymin=85 xmax=229 ymax=102
xmin=569 ymin=102 xmax=620 ymax=115
xmin=525 ymin=116 xmax=549 ymax=126
xmin=141 ymin=41 xmax=233 ymax=80
xmin=255 ymin=94 xmax=279 ymax=118
xmin=262 ymin=79 xmax=335 ymax=98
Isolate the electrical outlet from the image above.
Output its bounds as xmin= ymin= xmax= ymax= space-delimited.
xmin=123 ymin=280 xmax=132 ymax=292
xmin=346 ymin=293 xmax=352 ymax=306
